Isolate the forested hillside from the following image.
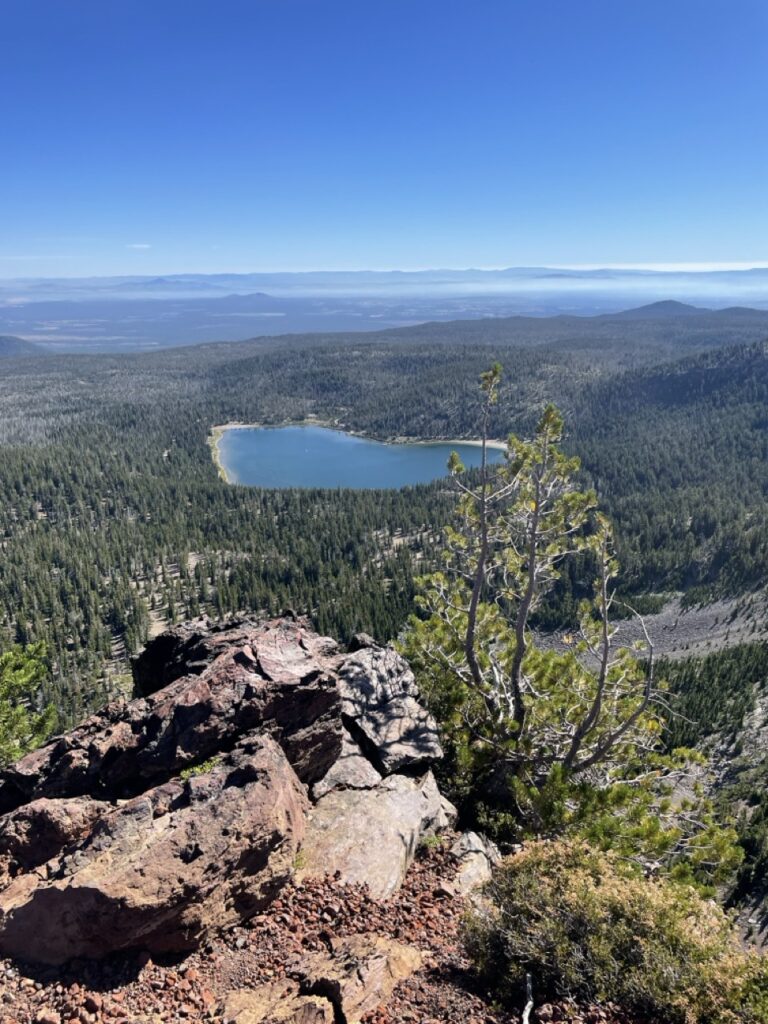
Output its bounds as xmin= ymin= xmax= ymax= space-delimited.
xmin=0 ymin=319 xmax=765 ymax=724
xmin=575 ymin=342 xmax=768 ymax=596
xmin=661 ymin=643 xmax=768 ymax=933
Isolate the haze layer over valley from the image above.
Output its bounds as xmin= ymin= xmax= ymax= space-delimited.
xmin=2 ymin=266 xmax=768 ymax=351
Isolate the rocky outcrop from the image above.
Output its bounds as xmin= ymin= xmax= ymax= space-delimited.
xmin=0 ymin=617 xmax=449 ymax=964
xmin=0 ymin=618 xmax=343 ymax=818
xmin=0 ymin=832 xmax=634 ymax=1024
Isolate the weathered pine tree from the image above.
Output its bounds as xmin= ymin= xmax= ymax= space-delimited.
xmin=403 ymin=367 xmax=740 ymax=881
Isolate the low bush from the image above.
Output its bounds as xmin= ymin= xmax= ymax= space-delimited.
xmin=464 ymin=840 xmax=768 ymax=1024
xmin=179 ymin=755 xmax=221 ymax=781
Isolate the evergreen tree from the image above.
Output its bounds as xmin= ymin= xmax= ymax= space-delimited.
xmin=402 ymin=368 xmax=739 ymax=883
xmin=0 ymin=643 xmax=57 ymax=767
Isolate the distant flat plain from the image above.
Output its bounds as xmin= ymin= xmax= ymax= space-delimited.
xmin=3 ymin=267 xmax=768 ymax=352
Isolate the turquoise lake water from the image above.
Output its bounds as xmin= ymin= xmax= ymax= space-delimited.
xmin=217 ymin=425 xmax=505 ymax=489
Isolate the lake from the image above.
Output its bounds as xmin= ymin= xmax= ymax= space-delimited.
xmin=216 ymin=424 xmax=505 ymax=489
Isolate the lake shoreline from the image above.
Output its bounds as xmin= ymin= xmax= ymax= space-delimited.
xmin=209 ymin=419 xmax=507 ymax=485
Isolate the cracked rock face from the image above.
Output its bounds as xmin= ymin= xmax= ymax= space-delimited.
xmin=0 ymin=617 xmax=449 ymax=964
xmin=338 ymin=646 xmax=443 ymax=775
xmin=290 ymin=933 xmax=423 ymax=1023
xmin=224 ymin=981 xmax=334 ymax=1024
xmin=311 ymin=727 xmax=382 ymax=801
xmin=223 ymin=934 xmax=422 ymax=1024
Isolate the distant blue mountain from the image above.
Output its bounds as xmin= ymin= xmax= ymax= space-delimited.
xmin=0 ymin=335 xmax=43 ymax=357
xmin=605 ymin=301 xmax=707 ymax=319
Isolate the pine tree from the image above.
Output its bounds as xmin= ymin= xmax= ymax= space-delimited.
xmin=0 ymin=643 xmax=57 ymax=767
xmin=402 ymin=367 xmax=740 ymax=884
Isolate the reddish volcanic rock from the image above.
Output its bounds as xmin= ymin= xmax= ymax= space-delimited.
xmin=0 ymin=838 xmax=645 ymax=1024
xmin=0 ymin=736 xmax=308 ymax=964
xmin=0 ymin=796 xmax=103 ymax=879
xmin=0 ymin=618 xmax=344 ymax=815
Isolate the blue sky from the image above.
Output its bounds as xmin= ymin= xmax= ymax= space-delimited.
xmin=2 ymin=0 xmax=767 ymax=276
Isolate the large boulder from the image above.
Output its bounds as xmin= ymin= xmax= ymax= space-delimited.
xmin=298 ymin=771 xmax=454 ymax=899
xmin=0 ymin=736 xmax=308 ymax=964
xmin=338 ymin=644 xmax=443 ymax=775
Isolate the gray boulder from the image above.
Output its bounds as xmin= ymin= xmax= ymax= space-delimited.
xmin=299 ymin=771 xmax=455 ymax=898
xmin=338 ymin=644 xmax=442 ymax=775
xmin=450 ymin=830 xmax=501 ymax=893
xmin=311 ymin=726 xmax=382 ymax=800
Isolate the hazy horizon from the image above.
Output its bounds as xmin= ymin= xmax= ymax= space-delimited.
xmin=3 ymin=263 xmax=768 ymax=353
xmin=3 ymin=261 xmax=768 ymax=283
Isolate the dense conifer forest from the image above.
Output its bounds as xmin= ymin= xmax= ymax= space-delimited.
xmin=0 ymin=315 xmax=765 ymax=726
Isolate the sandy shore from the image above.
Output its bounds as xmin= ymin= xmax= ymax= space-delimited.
xmin=395 ymin=436 xmax=508 ymax=451
xmin=208 ymin=419 xmax=508 ymax=485
xmin=207 ymin=425 xmax=231 ymax=481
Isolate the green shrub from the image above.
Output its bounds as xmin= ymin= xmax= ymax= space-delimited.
xmin=464 ymin=840 xmax=768 ymax=1024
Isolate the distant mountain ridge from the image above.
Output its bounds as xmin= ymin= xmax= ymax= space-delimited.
xmin=606 ymin=300 xmax=706 ymax=319
xmin=607 ymin=300 xmax=768 ymax=321
xmin=1 ymin=290 xmax=767 ymax=354
xmin=0 ymin=335 xmax=42 ymax=357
